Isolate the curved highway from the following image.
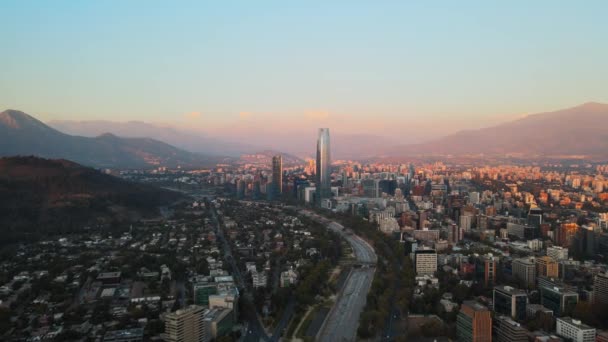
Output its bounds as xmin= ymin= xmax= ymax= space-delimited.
xmin=301 ymin=211 xmax=377 ymax=342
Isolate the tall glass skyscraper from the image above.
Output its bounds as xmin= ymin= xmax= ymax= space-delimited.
xmin=316 ymin=128 xmax=331 ymax=204
xmin=272 ymin=154 xmax=283 ymax=198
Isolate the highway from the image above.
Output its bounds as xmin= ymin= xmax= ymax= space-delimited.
xmin=301 ymin=210 xmax=377 ymax=342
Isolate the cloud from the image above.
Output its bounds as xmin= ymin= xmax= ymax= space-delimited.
xmin=304 ymin=110 xmax=330 ymax=120
xmin=184 ymin=111 xmax=202 ymax=120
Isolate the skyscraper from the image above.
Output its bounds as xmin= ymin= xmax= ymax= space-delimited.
xmin=271 ymin=154 xmax=283 ymax=198
xmin=316 ymin=128 xmax=331 ymax=205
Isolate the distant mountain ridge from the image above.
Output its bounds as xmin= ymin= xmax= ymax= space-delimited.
xmin=389 ymin=102 xmax=608 ymax=158
xmin=0 ymin=109 xmax=224 ymax=168
xmin=49 ymin=119 xmax=258 ymax=156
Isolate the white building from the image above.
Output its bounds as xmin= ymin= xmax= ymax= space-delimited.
xmin=547 ymin=246 xmax=569 ymax=261
xmin=251 ymin=270 xmax=267 ymax=289
xmin=527 ymin=239 xmax=543 ymax=252
xmin=379 ymin=217 xmax=400 ymax=234
xmin=415 ymin=248 xmax=437 ymax=276
xmin=556 ymin=317 xmax=595 ymax=342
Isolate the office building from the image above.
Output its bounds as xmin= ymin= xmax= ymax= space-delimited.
xmin=162 ymin=305 xmax=208 ymax=342
xmin=494 ymin=315 xmax=528 ymax=342
xmin=556 ymin=317 xmax=595 ymax=342
xmin=415 ymin=248 xmax=437 ymax=275
xmin=493 ymin=285 xmax=528 ymax=321
xmin=460 ymin=214 xmax=473 ymax=232
xmin=540 ymin=286 xmax=578 ymax=317
xmin=203 ymin=308 xmax=234 ymax=341
xmin=594 ymin=272 xmax=608 ymax=305
xmin=271 ymin=155 xmax=283 ymax=198
xmin=315 ymin=128 xmax=331 ymax=205
xmin=457 ymin=301 xmax=492 ymax=342
xmin=512 ymin=257 xmax=536 ymax=288
xmin=193 ymin=283 xmax=218 ymax=306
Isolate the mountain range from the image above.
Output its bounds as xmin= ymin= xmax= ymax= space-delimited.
xmin=0 ymin=109 xmax=226 ymax=169
xmin=2 ymin=103 xmax=608 ymax=165
xmin=389 ymin=102 xmax=608 ymax=158
xmin=49 ymin=119 xmax=258 ymax=157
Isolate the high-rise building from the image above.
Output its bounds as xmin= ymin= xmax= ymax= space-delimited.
xmin=556 ymin=317 xmax=596 ymax=342
xmin=493 ymin=285 xmax=528 ymax=321
xmin=460 ymin=214 xmax=473 ymax=231
xmin=162 ymin=305 xmax=208 ymax=342
xmin=557 ymin=223 xmax=579 ymax=247
xmin=536 ymin=256 xmax=559 ymax=278
xmin=271 ymin=155 xmax=283 ymax=198
xmin=494 ymin=315 xmax=528 ymax=342
xmin=594 ymin=272 xmax=608 ymax=305
xmin=315 ymin=128 xmax=331 ymax=205
xmin=512 ymin=258 xmax=536 ymax=288
xmin=457 ymin=301 xmax=492 ymax=342
xmin=483 ymin=254 xmax=498 ymax=287
xmin=449 ymin=223 xmax=463 ymax=244
xmin=414 ymin=248 xmax=437 ymax=275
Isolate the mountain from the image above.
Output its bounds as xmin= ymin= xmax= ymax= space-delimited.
xmin=390 ymin=102 xmax=608 ymax=158
xmin=49 ymin=119 xmax=260 ymax=156
xmin=0 ymin=156 xmax=185 ymax=243
xmin=0 ymin=110 xmax=224 ymax=168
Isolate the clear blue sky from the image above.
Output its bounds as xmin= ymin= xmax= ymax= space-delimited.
xmin=1 ymin=1 xmax=607 ymax=133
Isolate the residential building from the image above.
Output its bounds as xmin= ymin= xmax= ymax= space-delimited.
xmin=457 ymin=301 xmax=492 ymax=342
xmin=512 ymin=258 xmax=536 ymax=287
xmin=536 ymin=256 xmax=559 ymax=278
xmin=162 ymin=305 xmax=208 ymax=342
xmin=594 ymin=272 xmax=608 ymax=305
xmin=415 ymin=248 xmax=437 ymax=276
xmin=494 ymin=315 xmax=528 ymax=342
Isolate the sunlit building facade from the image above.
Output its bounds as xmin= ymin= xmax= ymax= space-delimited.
xmin=316 ymin=128 xmax=331 ymax=205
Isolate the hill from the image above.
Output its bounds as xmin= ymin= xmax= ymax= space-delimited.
xmin=0 ymin=156 xmax=185 ymax=243
xmin=49 ymin=119 xmax=258 ymax=157
xmin=390 ymin=102 xmax=608 ymax=158
xmin=0 ymin=109 xmax=223 ymax=168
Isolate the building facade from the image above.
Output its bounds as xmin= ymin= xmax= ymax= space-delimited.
xmin=457 ymin=301 xmax=492 ymax=342
xmin=315 ymin=128 xmax=331 ymax=205
xmin=556 ymin=317 xmax=596 ymax=342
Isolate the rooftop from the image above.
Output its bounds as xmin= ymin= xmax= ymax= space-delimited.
xmin=462 ymin=300 xmax=489 ymax=312
xmin=558 ymin=317 xmax=595 ymax=330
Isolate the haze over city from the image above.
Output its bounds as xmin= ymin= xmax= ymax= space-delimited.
xmin=2 ymin=1 xmax=608 ymax=152
xmin=1 ymin=2 xmax=608 ymax=342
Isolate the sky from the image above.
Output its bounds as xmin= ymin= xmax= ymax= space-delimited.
xmin=1 ymin=1 xmax=607 ymax=143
